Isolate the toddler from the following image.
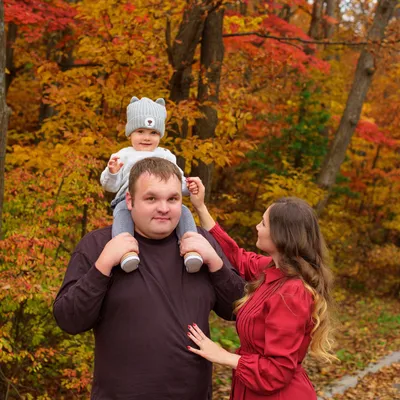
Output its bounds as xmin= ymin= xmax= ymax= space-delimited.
xmin=100 ymin=96 xmax=203 ymax=273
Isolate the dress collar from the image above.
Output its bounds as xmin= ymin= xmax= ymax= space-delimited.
xmin=264 ymin=266 xmax=286 ymax=284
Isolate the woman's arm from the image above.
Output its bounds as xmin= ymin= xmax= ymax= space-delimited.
xmin=188 ymin=177 xmax=271 ymax=281
xmin=193 ymin=203 xmax=216 ymax=231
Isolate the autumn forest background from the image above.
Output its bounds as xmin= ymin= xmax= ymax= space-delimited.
xmin=0 ymin=0 xmax=399 ymax=399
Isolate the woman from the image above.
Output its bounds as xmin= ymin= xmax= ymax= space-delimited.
xmin=181 ymin=178 xmax=337 ymax=400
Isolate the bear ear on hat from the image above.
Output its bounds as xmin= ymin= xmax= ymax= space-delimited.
xmin=130 ymin=96 xmax=139 ymax=104
xmin=155 ymin=98 xmax=165 ymax=106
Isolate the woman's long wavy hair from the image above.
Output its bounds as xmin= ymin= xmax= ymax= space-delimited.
xmin=234 ymin=197 xmax=337 ymax=363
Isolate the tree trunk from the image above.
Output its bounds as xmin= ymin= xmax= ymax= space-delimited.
xmin=168 ymin=11 xmax=203 ymax=103
xmin=0 ymin=0 xmax=9 ymax=237
xmin=316 ymin=0 xmax=397 ymax=214
xmin=323 ymin=0 xmax=336 ymax=39
xmin=309 ymin=0 xmax=337 ymax=40
xmin=279 ymin=5 xmax=294 ymax=23
xmin=5 ymin=22 xmax=17 ymax=94
xmin=191 ymin=6 xmax=224 ymax=202
xmin=167 ymin=0 xmax=220 ymax=170
xmin=38 ymin=26 xmax=75 ymax=127
xmin=308 ymin=0 xmax=324 ymax=39
xmin=38 ymin=35 xmax=60 ymax=125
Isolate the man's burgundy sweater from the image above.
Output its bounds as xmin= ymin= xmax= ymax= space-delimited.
xmin=53 ymin=226 xmax=245 ymax=400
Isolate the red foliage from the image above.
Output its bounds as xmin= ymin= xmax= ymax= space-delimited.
xmin=124 ymin=3 xmax=135 ymax=12
xmin=356 ymin=120 xmax=397 ymax=147
xmin=224 ymin=14 xmax=330 ymax=75
xmin=4 ymin=0 xmax=77 ymax=42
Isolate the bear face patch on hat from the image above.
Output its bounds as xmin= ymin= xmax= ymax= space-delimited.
xmin=145 ymin=117 xmax=155 ymax=128
xmin=125 ymin=97 xmax=167 ymax=138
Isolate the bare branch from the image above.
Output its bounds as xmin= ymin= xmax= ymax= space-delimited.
xmin=165 ymin=17 xmax=173 ymax=66
xmin=0 ymin=366 xmax=23 ymax=399
xmin=223 ymin=31 xmax=400 ymax=47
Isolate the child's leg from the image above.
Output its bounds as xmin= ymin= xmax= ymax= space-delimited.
xmin=112 ymin=200 xmax=135 ymax=238
xmin=176 ymin=204 xmax=197 ymax=239
xmin=112 ymin=200 xmax=140 ymax=273
xmin=177 ymin=205 xmax=204 ymax=273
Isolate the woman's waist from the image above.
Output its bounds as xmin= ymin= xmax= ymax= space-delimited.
xmin=236 ymin=348 xmax=306 ymax=369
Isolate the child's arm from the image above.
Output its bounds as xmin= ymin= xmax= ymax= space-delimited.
xmin=100 ymin=153 xmax=125 ymax=193
xmin=107 ymin=155 xmax=124 ymax=174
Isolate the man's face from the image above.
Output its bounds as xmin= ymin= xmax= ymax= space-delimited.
xmin=126 ymin=173 xmax=182 ymax=239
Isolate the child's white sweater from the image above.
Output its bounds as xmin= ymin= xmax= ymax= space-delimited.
xmin=100 ymin=146 xmax=189 ymax=200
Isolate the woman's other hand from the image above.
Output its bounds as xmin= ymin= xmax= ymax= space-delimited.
xmin=187 ymin=323 xmax=240 ymax=368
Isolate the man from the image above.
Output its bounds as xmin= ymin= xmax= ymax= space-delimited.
xmin=53 ymin=157 xmax=245 ymax=400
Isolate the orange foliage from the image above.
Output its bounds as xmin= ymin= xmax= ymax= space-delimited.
xmin=1 ymin=0 xmax=400 ymax=397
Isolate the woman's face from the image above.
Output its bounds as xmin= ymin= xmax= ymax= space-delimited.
xmin=256 ymin=206 xmax=278 ymax=256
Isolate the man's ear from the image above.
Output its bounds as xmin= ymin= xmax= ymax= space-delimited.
xmin=126 ymin=192 xmax=133 ymax=210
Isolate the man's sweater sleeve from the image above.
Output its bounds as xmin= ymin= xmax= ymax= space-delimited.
xmin=198 ymin=228 xmax=245 ymax=320
xmin=53 ymin=249 xmax=111 ymax=335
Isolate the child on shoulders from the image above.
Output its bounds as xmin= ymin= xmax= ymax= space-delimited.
xmin=100 ymin=96 xmax=203 ymax=273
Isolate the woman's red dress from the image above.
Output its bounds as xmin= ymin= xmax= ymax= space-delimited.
xmin=209 ymin=223 xmax=317 ymax=400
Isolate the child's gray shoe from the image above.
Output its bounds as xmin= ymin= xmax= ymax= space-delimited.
xmin=184 ymin=252 xmax=203 ymax=273
xmin=121 ymin=252 xmax=140 ymax=273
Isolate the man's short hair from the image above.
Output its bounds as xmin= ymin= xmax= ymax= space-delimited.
xmin=128 ymin=157 xmax=183 ymax=198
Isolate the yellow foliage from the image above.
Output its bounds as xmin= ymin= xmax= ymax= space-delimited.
xmin=259 ymin=164 xmax=325 ymax=208
xmin=368 ymin=244 xmax=400 ymax=269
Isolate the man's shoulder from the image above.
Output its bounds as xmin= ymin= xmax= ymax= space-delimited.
xmin=197 ymin=227 xmax=217 ymax=246
xmin=75 ymin=226 xmax=112 ymax=255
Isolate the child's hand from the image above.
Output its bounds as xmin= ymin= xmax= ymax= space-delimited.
xmin=186 ymin=177 xmax=199 ymax=195
xmin=108 ymin=156 xmax=124 ymax=174
xmin=187 ymin=177 xmax=205 ymax=210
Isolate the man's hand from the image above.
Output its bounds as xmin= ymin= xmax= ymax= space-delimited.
xmin=95 ymin=233 xmax=139 ymax=276
xmin=180 ymin=232 xmax=222 ymax=272
xmin=108 ymin=155 xmax=124 ymax=174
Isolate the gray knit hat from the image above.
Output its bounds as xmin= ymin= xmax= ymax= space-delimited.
xmin=125 ymin=96 xmax=167 ymax=138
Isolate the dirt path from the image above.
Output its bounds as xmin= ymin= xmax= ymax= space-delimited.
xmin=318 ymin=352 xmax=400 ymax=399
